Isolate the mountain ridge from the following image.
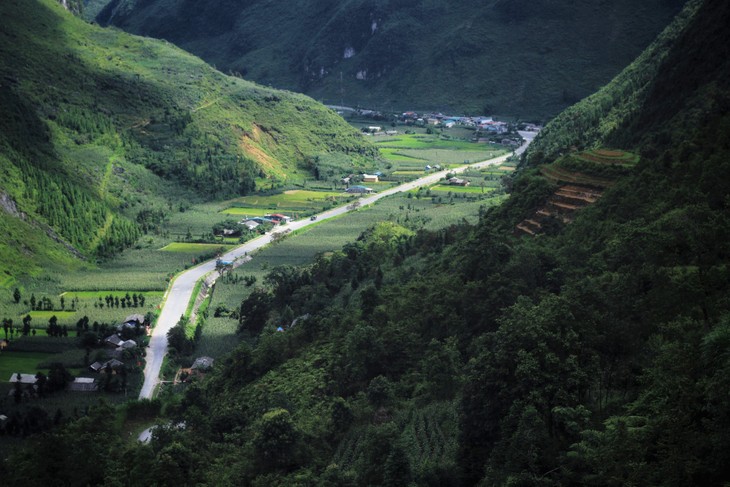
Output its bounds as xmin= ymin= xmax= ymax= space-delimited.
xmin=98 ymin=0 xmax=686 ymax=118
xmin=0 ymin=0 xmax=375 ymax=281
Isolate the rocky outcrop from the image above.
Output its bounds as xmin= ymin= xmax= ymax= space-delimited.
xmin=0 ymin=191 xmax=26 ymax=220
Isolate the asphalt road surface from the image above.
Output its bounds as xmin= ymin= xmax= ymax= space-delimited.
xmin=137 ymin=132 xmax=535 ymax=400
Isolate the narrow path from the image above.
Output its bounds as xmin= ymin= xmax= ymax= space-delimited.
xmin=137 ymin=132 xmax=535 ymax=399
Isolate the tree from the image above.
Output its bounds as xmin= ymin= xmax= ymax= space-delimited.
xmin=35 ymin=372 xmax=48 ymax=397
xmin=167 ymin=317 xmax=192 ymax=355
xmin=47 ymin=363 xmax=71 ymax=392
xmin=13 ymin=287 xmax=21 ymax=304
xmin=252 ymin=408 xmax=300 ymax=473
xmin=238 ymin=288 xmax=273 ymax=335
xmin=384 ymin=443 xmax=413 ymax=487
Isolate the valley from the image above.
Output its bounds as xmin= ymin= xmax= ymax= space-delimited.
xmin=2 ymin=0 xmax=730 ymax=485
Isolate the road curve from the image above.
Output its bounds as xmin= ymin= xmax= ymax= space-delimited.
xmin=137 ymin=132 xmax=535 ymax=399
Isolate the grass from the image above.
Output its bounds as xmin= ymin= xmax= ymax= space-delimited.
xmin=0 ymin=351 xmax=57 ymax=380
xmin=219 ymin=207 xmax=278 ymax=216
xmin=231 ymin=190 xmax=350 ymax=209
xmin=375 ymin=134 xmax=505 ymax=167
xmin=8 ymin=291 xmax=163 ymax=329
xmin=430 ymin=184 xmax=498 ymax=194
xmin=160 ymin=243 xmax=233 ymax=253
xmin=61 ymin=290 xmax=164 ymax=300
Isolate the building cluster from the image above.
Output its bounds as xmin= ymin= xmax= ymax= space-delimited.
xmin=399 ymin=112 xmax=509 ymax=133
xmin=238 ymin=213 xmax=292 ymax=231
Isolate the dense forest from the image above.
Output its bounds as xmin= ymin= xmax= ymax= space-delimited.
xmin=3 ymin=0 xmax=729 ymax=485
xmin=0 ymin=0 xmax=375 ymax=278
xmin=97 ymin=0 xmax=685 ymax=118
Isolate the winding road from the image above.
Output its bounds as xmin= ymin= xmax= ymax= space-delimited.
xmin=137 ymin=131 xmax=535 ymax=400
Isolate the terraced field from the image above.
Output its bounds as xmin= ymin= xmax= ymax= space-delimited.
xmin=517 ymin=149 xmax=636 ymax=236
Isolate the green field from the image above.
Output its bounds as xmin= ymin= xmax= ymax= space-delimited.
xmin=430 ymin=184 xmax=498 ymax=194
xmin=7 ymin=289 xmax=164 ymax=329
xmin=373 ymin=133 xmax=506 ymax=169
xmin=379 ymin=148 xmax=428 ymax=162
xmin=0 ymin=351 xmax=57 ymax=381
xmin=24 ymin=310 xmax=77 ymax=322
xmin=160 ymin=243 xmax=234 ymax=253
xmin=232 ymin=190 xmax=349 ymax=209
xmin=375 ymin=135 xmax=481 ymax=150
xmin=219 ymin=207 xmax=278 ymax=217
xmin=60 ymin=290 xmax=164 ymax=300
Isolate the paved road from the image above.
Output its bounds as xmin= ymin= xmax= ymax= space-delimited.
xmin=137 ymin=132 xmax=535 ymax=399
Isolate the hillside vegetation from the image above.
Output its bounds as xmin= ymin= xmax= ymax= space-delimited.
xmin=4 ymin=0 xmax=729 ymax=485
xmin=0 ymin=0 xmax=375 ymax=282
xmin=98 ymin=0 xmax=685 ymax=118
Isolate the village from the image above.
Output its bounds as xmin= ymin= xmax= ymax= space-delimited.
xmin=333 ymin=105 xmax=540 ymax=148
xmin=0 ymin=307 xmax=213 ymax=426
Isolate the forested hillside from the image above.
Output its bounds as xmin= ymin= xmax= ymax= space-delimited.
xmin=4 ymin=0 xmax=730 ymax=485
xmin=97 ymin=0 xmax=685 ymax=118
xmin=0 ymin=0 xmax=375 ymax=282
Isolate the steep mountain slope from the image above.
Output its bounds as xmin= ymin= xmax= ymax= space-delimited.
xmin=0 ymin=0 xmax=375 ymax=282
xmin=98 ymin=0 xmax=685 ymax=118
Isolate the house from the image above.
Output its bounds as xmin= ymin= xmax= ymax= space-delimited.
xmin=341 ymin=176 xmax=351 ymax=185
xmin=250 ymin=216 xmax=277 ymax=225
xmin=346 ymin=185 xmax=373 ymax=194
xmin=119 ymin=339 xmax=137 ymax=349
xmin=240 ymin=220 xmax=260 ymax=230
xmin=366 ymin=126 xmax=382 ymax=133
xmin=268 ymin=213 xmax=292 ymax=223
xmin=8 ymin=373 xmax=36 ymax=384
xmin=89 ymin=359 xmax=124 ymax=373
xmin=68 ymin=377 xmax=97 ymax=392
xmin=105 ymin=334 xmax=123 ymax=347
xmin=362 ymin=174 xmax=379 ymax=183
xmin=385 ymin=130 xmax=398 ymax=135
xmin=125 ymin=314 xmax=145 ymax=325
xmin=448 ymin=177 xmax=470 ymax=186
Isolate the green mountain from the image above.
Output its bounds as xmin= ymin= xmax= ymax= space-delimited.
xmin=0 ymin=0 xmax=375 ymax=283
xmin=97 ymin=0 xmax=686 ymax=118
xmin=4 ymin=0 xmax=730 ymax=485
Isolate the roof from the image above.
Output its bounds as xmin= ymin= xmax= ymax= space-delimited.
xmin=9 ymin=373 xmax=37 ymax=384
xmin=346 ymin=185 xmax=372 ymax=193
xmin=124 ymin=314 xmax=145 ymax=324
xmin=105 ymin=335 xmax=123 ymax=346
xmin=90 ymin=359 xmax=124 ymax=372
xmin=68 ymin=378 xmax=97 ymax=392
xmin=119 ymin=339 xmax=137 ymax=349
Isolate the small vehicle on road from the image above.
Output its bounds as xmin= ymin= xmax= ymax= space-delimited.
xmin=310 ymin=215 xmax=317 ymax=221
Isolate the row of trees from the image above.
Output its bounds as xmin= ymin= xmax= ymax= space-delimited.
xmin=96 ymin=293 xmax=146 ymax=309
